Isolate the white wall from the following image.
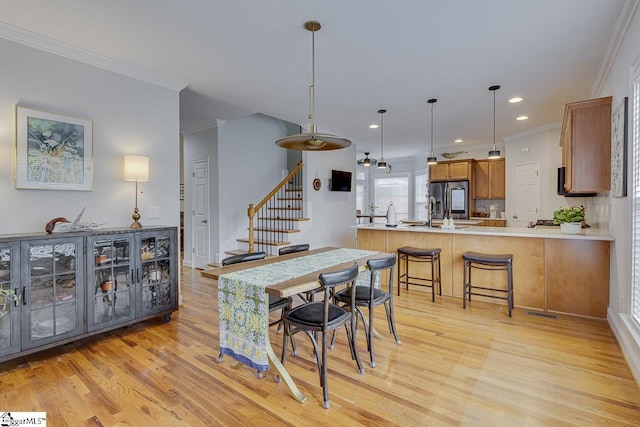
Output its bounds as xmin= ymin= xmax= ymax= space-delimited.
xmin=597 ymin=3 xmax=640 ymax=382
xmin=0 ymin=38 xmax=181 ymax=235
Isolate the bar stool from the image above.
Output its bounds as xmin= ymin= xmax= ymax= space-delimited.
xmin=462 ymin=251 xmax=514 ymax=317
xmin=396 ymin=246 xmax=442 ymax=302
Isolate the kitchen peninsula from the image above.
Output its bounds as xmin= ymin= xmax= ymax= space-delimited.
xmin=356 ymin=224 xmax=613 ymax=318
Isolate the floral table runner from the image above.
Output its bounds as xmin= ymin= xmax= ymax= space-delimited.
xmin=218 ymin=248 xmax=377 ymax=371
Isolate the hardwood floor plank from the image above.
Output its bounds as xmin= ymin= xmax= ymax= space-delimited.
xmin=0 ymin=265 xmax=638 ymax=426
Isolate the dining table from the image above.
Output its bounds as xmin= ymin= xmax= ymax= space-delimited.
xmin=201 ymin=246 xmax=390 ymax=403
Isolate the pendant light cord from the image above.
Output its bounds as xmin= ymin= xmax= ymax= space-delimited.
xmin=493 ymin=89 xmax=496 ymax=150
xmin=308 ymin=26 xmax=315 ymax=125
xmin=431 ymin=102 xmax=434 ymax=152
xmin=380 ymin=111 xmax=384 ymax=156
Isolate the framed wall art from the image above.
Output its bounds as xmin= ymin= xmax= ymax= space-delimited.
xmin=15 ymin=106 xmax=93 ymax=191
xmin=611 ymin=96 xmax=628 ymax=198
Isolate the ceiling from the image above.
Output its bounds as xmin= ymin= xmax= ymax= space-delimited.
xmin=0 ymin=0 xmax=633 ymax=159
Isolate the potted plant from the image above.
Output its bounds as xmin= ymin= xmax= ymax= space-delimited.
xmin=553 ymin=205 xmax=585 ymax=234
xmin=368 ymin=202 xmax=377 ymax=214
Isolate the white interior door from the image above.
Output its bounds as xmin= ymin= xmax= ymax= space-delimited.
xmin=192 ymin=159 xmax=210 ymax=269
xmin=512 ymin=162 xmax=540 ymax=227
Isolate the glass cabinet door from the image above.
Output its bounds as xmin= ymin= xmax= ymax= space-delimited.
xmin=0 ymin=243 xmax=20 ymax=357
xmin=87 ymin=235 xmax=135 ymax=331
xmin=21 ymin=238 xmax=84 ymax=350
xmin=138 ymin=232 xmax=175 ymax=318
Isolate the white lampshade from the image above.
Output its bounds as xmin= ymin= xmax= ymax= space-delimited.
xmin=124 ymin=155 xmax=149 ymax=182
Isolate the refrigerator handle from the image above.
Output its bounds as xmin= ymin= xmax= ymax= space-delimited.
xmin=444 ymin=182 xmax=449 ymax=218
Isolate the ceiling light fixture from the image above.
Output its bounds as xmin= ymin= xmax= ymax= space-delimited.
xmin=377 ymin=109 xmax=388 ymax=169
xmin=488 ymin=85 xmax=501 ymax=159
xmin=509 ymin=97 xmax=523 ymax=103
xmin=516 ymin=115 xmax=528 ymax=121
xmin=275 ymin=21 xmax=351 ymax=151
xmin=426 ymin=98 xmax=438 ymax=165
xmin=357 ymin=152 xmax=377 ymax=167
xmin=369 ymin=124 xmax=379 ymax=129
xmin=454 ymin=139 xmax=463 ymax=143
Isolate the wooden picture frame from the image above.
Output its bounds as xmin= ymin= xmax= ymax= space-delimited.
xmin=611 ymin=96 xmax=628 ymax=198
xmin=15 ymin=106 xmax=93 ymax=191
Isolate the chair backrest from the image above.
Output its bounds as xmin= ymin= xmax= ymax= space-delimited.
xmin=367 ymin=254 xmax=396 ymax=294
xmin=318 ymin=262 xmax=359 ymax=327
xmin=221 ymin=251 xmax=266 ymax=266
xmin=278 ymin=244 xmax=310 ymax=256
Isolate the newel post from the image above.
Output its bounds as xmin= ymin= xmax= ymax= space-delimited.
xmin=247 ymin=203 xmax=256 ymax=253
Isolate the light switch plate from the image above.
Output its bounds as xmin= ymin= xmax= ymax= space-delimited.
xmin=148 ymin=206 xmax=161 ymax=219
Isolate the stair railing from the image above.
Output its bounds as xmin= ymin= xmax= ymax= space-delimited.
xmin=247 ymin=161 xmax=303 ymax=255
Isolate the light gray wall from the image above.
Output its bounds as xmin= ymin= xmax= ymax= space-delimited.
xmin=0 ymin=38 xmax=180 ymax=234
xmin=182 ymin=126 xmax=219 ymax=267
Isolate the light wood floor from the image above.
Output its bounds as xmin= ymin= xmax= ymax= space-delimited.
xmin=1 ymin=265 xmax=639 ymax=426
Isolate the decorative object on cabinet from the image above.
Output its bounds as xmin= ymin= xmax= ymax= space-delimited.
xmin=15 ymin=106 xmax=93 ymax=191
xmin=611 ymin=96 xmax=628 ymax=198
xmin=275 ymin=21 xmax=351 ymax=151
xmin=124 ymin=155 xmax=150 ymax=229
xmin=377 ymin=109 xmax=388 ymax=169
xmin=488 ymin=85 xmax=501 ymax=159
xmin=441 ymin=151 xmax=467 ymax=159
xmin=427 ymin=99 xmax=438 ymax=165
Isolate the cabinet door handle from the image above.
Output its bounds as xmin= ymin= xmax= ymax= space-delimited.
xmin=131 ymin=269 xmax=135 ymax=284
xmin=22 ymin=286 xmax=27 ymax=305
xmin=137 ymin=268 xmax=141 ymax=283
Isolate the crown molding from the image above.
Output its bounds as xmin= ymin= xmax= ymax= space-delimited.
xmin=591 ymin=0 xmax=639 ymax=97
xmin=0 ymin=22 xmax=187 ymax=92
xmin=181 ymin=119 xmax=225 ymax=135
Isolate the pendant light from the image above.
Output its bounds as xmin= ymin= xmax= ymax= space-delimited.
xmin=357 ymin=152 xmax=377 ymax=167
xmin=426 ymin=98 xmax=438 ymax=165
xmin=488 ymin=85 xmax=501 ymax=159
xmin=377 ymin=109 xmax=388 ymax=169
xmin=275 ymin=21 xmax=351 ymax=151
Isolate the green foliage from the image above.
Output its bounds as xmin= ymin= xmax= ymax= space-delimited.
xmin=553 ymin=205 xmax=585 ymax=224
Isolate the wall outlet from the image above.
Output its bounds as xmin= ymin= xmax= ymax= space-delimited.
xmin=148 ymin=206 xmax=161 ymax=219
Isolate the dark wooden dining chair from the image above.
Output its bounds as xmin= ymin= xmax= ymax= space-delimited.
xmin=278 ymin=244 xmax=310 ymax=256
xmin=332 ymin=254 xmax=401 ymax=368
xmin=280 ymin=262 xmax=364 ymax=409
xmin=216 ymin=251 xmax=293 ymax=370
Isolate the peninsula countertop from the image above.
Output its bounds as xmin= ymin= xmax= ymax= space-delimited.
xmin=354 ymin=223 xmax=614 ymax=241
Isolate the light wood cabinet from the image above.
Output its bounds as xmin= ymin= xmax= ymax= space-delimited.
xmin=429 ymin=160 xmax=473 ymax=182
xmin=560 ymin=96 xmax=612 ymax=194
xmin=476 ymin=219 xmax=506 ymax=227
xmin=474 ymin=159 xmax=505 ymax=199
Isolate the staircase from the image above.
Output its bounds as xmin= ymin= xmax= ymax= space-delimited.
xmin=232 ymin=162 xmax=308 ymax=257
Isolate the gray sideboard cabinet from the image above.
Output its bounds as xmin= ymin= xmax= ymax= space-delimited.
xmin=0 ymin=242 xmax=21 ymax=358
xmin=0 ymin=226 xmax=178 ymax=363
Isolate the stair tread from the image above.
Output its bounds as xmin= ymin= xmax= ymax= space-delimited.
xmin=257 ymin=217 xmax=310 ymax=221
xmin=251 ymin=228 xmax=300 ymax=233
xmin=236 ymin=238 xmax=290 ymax=246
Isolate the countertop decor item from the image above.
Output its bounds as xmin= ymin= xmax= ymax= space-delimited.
xmin=553 ymin=205 xmax=585 ymax=224
xmin=560 ymin=222 xmax=582 ymax=234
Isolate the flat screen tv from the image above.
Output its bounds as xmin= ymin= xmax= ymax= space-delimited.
xmin=330 ymin=169 xmax=352 ymax=192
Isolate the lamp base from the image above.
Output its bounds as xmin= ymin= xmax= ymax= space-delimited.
xmin=130 ymin=208 xmax=142 ymax=229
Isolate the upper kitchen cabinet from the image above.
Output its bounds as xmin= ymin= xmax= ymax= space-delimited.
xmin=429 ymin=159 xmax=473 ymax=182
xmin=474 ymin=158 xmax=505 ymax=199
xmin=560 ymin=97 xmax=612 ymax=194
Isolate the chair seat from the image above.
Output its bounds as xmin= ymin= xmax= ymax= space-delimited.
xmin=462 ymin=251 xmax=513 ymax=265
xmin=334 ymin=286 xmax=389 ymax=306
xmin=283 ymin=302 xmax=351 ymax=330
xmin=397 ymin=246 xmax=441 ymax=257
xmin=269 ymin=294 xmax=290 ymax=312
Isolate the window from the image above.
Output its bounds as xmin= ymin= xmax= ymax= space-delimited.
xmin=374 ymin=174 xmax=409 ymax=220
xmin=355 ymin=170 xmax=366 ymax=214
xmin=633 ymin=71 xmax=640 ymax=324
xmin=414 ymin=170 xmax=429 ymax=220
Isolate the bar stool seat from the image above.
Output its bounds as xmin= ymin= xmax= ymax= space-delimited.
xmin=462 ymin=251 xmax=514 ymax=317
xmin=397 ymin=246 xmax=442 ymax=302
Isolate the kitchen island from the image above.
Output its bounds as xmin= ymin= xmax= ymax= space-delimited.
xmin=356 ymin=223 xmax=613 ymax=318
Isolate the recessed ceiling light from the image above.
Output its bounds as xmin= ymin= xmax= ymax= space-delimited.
xmin=509 ymin=97 xmax=523 ymax=103
xmin=516 ymin=115 xmax=528 ymax=121
xmin=454 ymin=139 xmax=463 ymax=143
xmin=369 ymin=124 xmax=379 ymax=129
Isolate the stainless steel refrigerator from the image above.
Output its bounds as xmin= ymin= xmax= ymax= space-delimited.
xmin=428 ymin=180 xmax=470 ymax=219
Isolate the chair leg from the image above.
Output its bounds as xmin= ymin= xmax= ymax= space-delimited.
xmin=385 ymin=300 xmax=401 ymax=345
xmin=430 ymin=257 xmax=436 ymax=302
xmin=368 ymin=303 xmax=376 ymax=368
xmin=321 ymin=330 xmax=330 ymax=409
xmin=348 ymin=315 xmax=364 ymax=374
xmin=463 ymin=261 xmax=468 ymax=309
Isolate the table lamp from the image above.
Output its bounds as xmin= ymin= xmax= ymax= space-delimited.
xmin=124 ymin=155 xmax=149 ymax=229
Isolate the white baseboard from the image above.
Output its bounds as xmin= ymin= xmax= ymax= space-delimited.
xmin=182 ymin=259 xmax=193 ymax=268
xmin=608 ymin=308 xmax=640 ymax=385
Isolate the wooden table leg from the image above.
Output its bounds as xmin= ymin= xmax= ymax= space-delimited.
xmin=265 ymin=332 xmax=307 ymax=403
